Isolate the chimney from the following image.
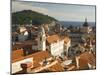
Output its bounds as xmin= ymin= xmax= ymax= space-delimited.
xmin=20 ymin=62 xmax=32 ymax=73
xmin=75 ymin=56 xmax=80 ymax=69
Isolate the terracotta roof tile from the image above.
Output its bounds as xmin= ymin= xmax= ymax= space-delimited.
xmin=12 ymin=51 xmax=51 ymax=64
xmin=78 ymin=52 xmax=96 ymax=69
xmin=46 ymin=35 xmax=61 ymax=44
xmin=48 ymin=61 xmax=64 ymax=72
xmin=63 ymin=37 xmax=70 ymax=44
xmin=12 ymin=49 xmax=24 ymax=61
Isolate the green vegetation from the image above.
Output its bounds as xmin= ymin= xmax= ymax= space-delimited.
xmin=12 ymin=10 xmax=57 ymax=25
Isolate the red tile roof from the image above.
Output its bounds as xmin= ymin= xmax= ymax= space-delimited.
xmin=47 ymin=35 xmax=60 ymax=44
xmin=12 ymin=49 xmax=24 ymax=61
xmin=78 ymin=52 xmax=96 ymax=69
xmin=47 ymin=61 xmax=64 ymax=72
xmin=46 ymin=35 xmax=70 ymax=45
xmin=63 ymin=36 xmax=70 ymax=44
xmin=12 ymin=51 xmax=51 ymax=65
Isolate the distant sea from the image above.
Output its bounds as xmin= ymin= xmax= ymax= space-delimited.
xmin=60 ymin=21 xmax=96 ymax=27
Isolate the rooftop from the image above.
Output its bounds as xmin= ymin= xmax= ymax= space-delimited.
xmin=12 ymin=40 xmax=33 ymax=50
xmin=47 ymin=61 xmax=64 ymax=72
xmin=12 ymin=49 xmax=24 ymax=61
xmin=46 ymin=35 xmax=70 ymax=44
xmin=78 ymin=52 xmax=96 ymax=69
xmin=63 ymin=36 xmax=71 ymax=44
xmin=12 ymin=51 xmax=51 ymax=64
xmin=47 ymin=35 xmax=61 ymax=44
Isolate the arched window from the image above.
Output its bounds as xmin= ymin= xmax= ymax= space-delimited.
xmin=40 ymin=36 xmax=42 ymax=41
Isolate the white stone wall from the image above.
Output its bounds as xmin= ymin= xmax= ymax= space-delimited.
xmin=38 ymin=27 xmax=46 ymax=51
xmin=18 ymin=31 xmax=28 ymax=41
xmin=42 ymin=39 xmax=46 ymax=51
xmin=12 ymin=57 xmax=33 ymax=74
xmin=50 ymin=40 xmax=64 ymax=56
xmin=64 ymin=40 xmax=71 ymax=56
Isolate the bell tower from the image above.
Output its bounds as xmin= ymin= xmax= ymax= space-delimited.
xmin=83 ymin=18 xmax=89 ymax=27
xmin=38 ymin=25 xmax=46 ymax=51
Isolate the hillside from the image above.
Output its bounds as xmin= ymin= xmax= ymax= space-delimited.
xmin=12 ymin=10 xmax=57 ymax=25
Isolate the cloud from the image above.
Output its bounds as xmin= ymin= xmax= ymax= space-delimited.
xmin=51 ymin=6 xmax=95 ymax=21
xmin=12 ymin=1 xmax=95 ymax=22
xmin=12 ymin=1 xmax=49 ymax=14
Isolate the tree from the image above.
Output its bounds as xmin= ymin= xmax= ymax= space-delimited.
xmin=12 ymin=10 xmax=57 ymax=25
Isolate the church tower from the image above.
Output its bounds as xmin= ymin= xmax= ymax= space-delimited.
xmin=83 ymin=18 xmax=89 ymax=27
xmin=38 ymin=25 xmax=46 ymax=51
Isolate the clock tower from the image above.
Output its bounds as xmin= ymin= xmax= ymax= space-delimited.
xmin=38 ymin=26 xmax=46 ymax=51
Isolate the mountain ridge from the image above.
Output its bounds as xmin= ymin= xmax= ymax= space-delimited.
xmin=12 ymin=10 xmax=58 ymax=25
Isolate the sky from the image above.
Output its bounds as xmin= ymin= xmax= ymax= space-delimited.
xmin=12 ymin=1 xmax=96 ymax=22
